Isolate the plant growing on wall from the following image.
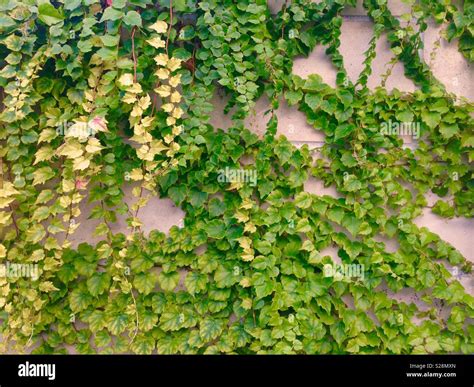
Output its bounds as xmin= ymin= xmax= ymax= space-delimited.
xmin=0 ymin=0 xmax=472 ymax=354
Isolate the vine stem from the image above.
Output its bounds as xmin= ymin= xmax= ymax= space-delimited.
xmin=166 ymin=0 xmax=173 ymax=55
xmin=6 ymin=167 xmax=19 ymax=237
xmin=151 ymin=94 xmax=157 ymax=116
xmin=281 ymin=0 xmax=288 ymax=39
xmin=428 ymin=25 xmax=445 ymax=69
xmin=129 ymin=288 xmax=140 ymax=345
xmin=131 ymin=26 xmax=138 ymax=82
xmin=99 ymin=182 xmax=113 ymax=244
xmin=64 ymin=193 xmax=76 ymax=241
xmin=25 ymin=324 xmax=34 ymax=349
xmin=8 ymin=204 xmax=19 ymax=237
xmin=0 ymin=157 xmax=3 ymax=189
xmin=191 ymin=46 xmax=196 ymax=84
xmin=380 ymin=55 xmax=398 ymax=88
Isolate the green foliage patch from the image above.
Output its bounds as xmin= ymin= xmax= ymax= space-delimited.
xmin=0 ymin=0 xmax=473 ymax=354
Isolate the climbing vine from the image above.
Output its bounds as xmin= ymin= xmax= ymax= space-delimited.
xmin=0 ymin=0 xmax=473 ymax=354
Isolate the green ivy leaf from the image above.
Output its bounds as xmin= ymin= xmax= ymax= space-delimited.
xmin=32 ymin=166 xmax=55 ymax=186
xmin=439 ymin=123 xmax=459 ymax=139
xmin=204 ymin=219 xmax=226 ymax=239
xmin=25 ymin=224 xmax=46 ymax=244
xmin=87 ymin=273 xmax=111 ymax=297
xmin=69 ymin=289 xmax=93 ymax=313
xmin=199 ymin=319 xmax=224 ymax=342
xmin=158 ymin=271 xmax=180 ymax=292
xmin=421 ymin=110 xmax=441 ymax=129
xmin=134 ymin=272 xmax=157 ymax=295
xmin=284 ymin=90 xmax=303 ymax=105
xmin=100 ymin=34 xmax=120 ymax=47
xmin=294 ymin=192 xmax=312 ymax=209
xmin=100 ymin=7 xmax=123 ymax=22
xmin=184 ymin=272 xmax=208 ymax=295
xmin=107 ymin=314 xmax=129 ymax=336
xmin=304 ymin=93 xmax=322 ymax=110
xmin=253 ymin=273 xmax=274 ymax=299
xmin=334 ymin=123 xmax=355 ymax=140
xmin=123 ymin=11 xmax=142 ymax=27
xmin=131 ymin=336 xmax=155 ymax=354
xmin=88 ymin=311 xmax=106 ymax=332
xmin=38 ymin=4 xmax=64 ymax=26
xmin=160 ymin=308 xmax=186 ymax=331
xmin=214 ymin=264 xmax=239 ymax=288
xmin=94 ymin=330 xmax=111 ymax=348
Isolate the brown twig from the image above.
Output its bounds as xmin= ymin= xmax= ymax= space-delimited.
xmin=6 ymin=167 xmax=19 ymax=237
xmin=64 ymin=179 xmax=77 ymax=242
xmin=0 ymin=156 xmax=3 ymax=189
xmin=281 ymin=0 xmax=288 ymax=39
xmin=8 ymin=204 xmax=19 ymax=237
xmin=131 ymin=26 xmax=138 ymax=82
xmin=166 ymin=0 xmax=173 ymax=55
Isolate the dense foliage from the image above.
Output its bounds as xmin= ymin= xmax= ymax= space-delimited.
xmin=0 ymin=0 xmax=473 ymax=354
